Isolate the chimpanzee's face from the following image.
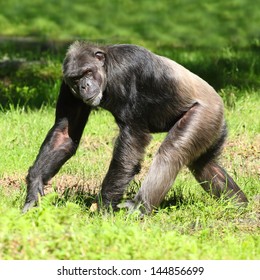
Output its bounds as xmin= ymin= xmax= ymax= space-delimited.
xmin=63 ymin=46 xmax=106 ymax=106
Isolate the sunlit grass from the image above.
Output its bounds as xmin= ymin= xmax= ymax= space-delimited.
xmin=0 ymin=92 xmax=259 ymax=260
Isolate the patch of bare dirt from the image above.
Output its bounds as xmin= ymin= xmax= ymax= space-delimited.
xmin=1 ymin=135 xmax=259 ymax=196
xmin=223 ymin=134 xmax=260 ymax=176
xmin=0 ymin=174 xmax=101 ymax=195
xmin=47 ymin=175 xmax=101 ymax=195
xmin=0 ymin=175 xmax=24 ymax=192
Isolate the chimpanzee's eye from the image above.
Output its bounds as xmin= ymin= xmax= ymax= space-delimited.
xmin=84 ymin=70 xmax=93 ymax=77
xmin=71 ymin=76 xmax=80 ymax=83
xmin=95 ymin=51 xmax=105 ymax=62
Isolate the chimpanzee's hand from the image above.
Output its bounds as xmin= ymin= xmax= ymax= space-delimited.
xmin=22 ymin=177 xmax=44 ymax=213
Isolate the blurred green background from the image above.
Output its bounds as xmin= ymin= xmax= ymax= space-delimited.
xmin=0 ymin=0 xmax=259 ymax=47
xmin=0 ymin=0 xmax=259 ymax=109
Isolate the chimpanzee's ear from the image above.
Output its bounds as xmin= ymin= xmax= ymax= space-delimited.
xmin=95 ymin=51 xmax=105 ymax=66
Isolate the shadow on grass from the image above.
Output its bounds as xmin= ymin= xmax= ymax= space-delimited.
xmin=53 ymin=186 xmax=96 ymax=210
xmin=48 ymin=180 xmax=190 ymax=212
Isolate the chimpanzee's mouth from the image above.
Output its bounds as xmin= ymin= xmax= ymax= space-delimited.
xmin=83 ymin=91 xmax=102 ymax=106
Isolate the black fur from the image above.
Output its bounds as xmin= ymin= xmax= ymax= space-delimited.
xmin=102 ymin=45 xmax=183 ymax=133
xmin=23 ymin=42 xmax=248 ymax=213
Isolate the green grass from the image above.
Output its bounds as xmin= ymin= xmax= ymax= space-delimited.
xmin=0 ymin=0 xmax=259 ymax=48
xmin=0 ymin=92 xmax=259 ymax=260
xmin=0 ymin=196 xmax=259 ymax=260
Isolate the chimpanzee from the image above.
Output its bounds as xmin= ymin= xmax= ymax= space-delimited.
xmin=23 ymin=41 xmax=248 ymax=214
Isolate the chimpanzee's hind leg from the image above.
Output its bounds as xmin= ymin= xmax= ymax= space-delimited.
xmin=188 ymin=126 xmax=248 ymax=205
xmin=122 ymin=102 xmax=247 ymax=214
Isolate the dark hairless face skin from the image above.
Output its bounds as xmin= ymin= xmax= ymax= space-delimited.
xmin=23 ymin=41 xmax=248 ymax=214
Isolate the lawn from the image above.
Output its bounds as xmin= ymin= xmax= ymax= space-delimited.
xmin=0 ymin=92 xmax=259 ymax=259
